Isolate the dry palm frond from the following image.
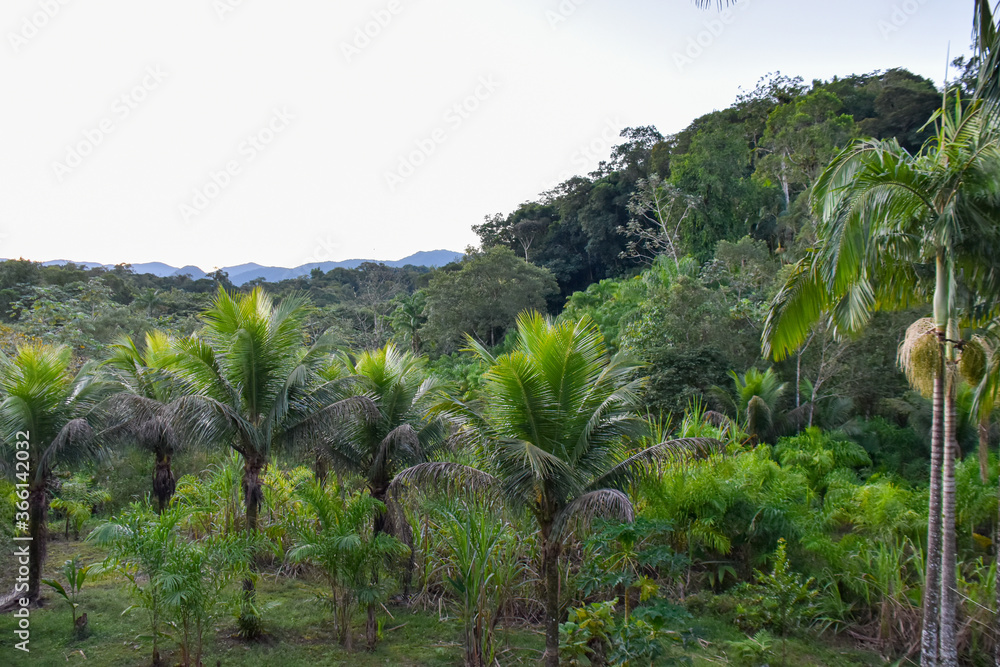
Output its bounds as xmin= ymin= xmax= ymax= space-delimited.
xmin=389 ymin=461 xmax=500 ymax=498
xmin=898 ymin=318 xmax=940 ymax=398
xmin=551 ymin=488 xmax=634 ymax=541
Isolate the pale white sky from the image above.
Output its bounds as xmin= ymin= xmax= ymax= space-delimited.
xmin=1 ymin=0 xmax=972 ymax=271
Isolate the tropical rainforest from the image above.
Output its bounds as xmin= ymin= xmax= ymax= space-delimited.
xmin=3 ymin=10 xmax=1000 ymax=667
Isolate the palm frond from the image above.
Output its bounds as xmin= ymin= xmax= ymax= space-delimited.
xmin=591 ymin=437 xmax=720 ymax=491
xmin=389 ymin=461 xmax=500 ymax=498
xmin=551 ymin=488 xmax=634 ymax=541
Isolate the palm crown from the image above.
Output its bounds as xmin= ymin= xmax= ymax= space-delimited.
xmin=0 ymin=344 xmax=104 ymax=604
xmin=395 ymin=311 xmax=714 ymax=666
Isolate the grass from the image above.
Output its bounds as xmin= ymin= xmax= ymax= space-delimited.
xmin=0 ymin=533 xmax=889 ymax=666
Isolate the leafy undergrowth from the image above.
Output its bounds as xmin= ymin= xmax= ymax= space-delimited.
xmin=1 ymin=538 xmax=887 ymax=666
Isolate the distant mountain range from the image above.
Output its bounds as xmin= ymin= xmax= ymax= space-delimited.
xmin=26 ymin=250 xmax=465 ymax=286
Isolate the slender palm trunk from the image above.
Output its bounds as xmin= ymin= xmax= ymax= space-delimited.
xmin=939 ymin=366 xmax=959 ymax=667
xmin=368 ymin=481 xmax=390 ymax=649
xmin=978 ymin=414 xmax=990 ymax=485
xmin=540 ymin=522 xmax=561 ymax=667
xmin=995 ymin=469 xmax=1000 ymax=667
xmin=341 ymin=599 xmax=353 ymax=651
xmin=921 ymin=354 xmax=944 ymax=666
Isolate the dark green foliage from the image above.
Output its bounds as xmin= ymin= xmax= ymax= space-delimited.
xmin=642 ymin=346 xmax=732 ymax=419
xmin=848 ymin=417 xmax=929 ymax=483
xmin=422 ymin=247 xmax=559 ymax=352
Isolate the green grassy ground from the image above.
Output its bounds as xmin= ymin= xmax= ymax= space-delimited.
xmin=0 ymin=532 xmax=890 ymax=666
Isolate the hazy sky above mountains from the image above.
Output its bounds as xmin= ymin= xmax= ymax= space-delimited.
xmin=2 ymin=0 xmax=971 ymax=271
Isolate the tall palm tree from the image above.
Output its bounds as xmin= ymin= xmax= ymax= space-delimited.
xmin=100 ymin=331 xmax=187 ymax=513
xmin=170 ymin=287 xmax=375 ymax=613
xmin=394 ymin=312 xmax=714 ymax=667
xmin=319 ymin=342 xmax=445 ymax=647
xmin=0 ymin=344 xmax=104 ymax=606
xmin=762 ymin=95 xmax=1000 ymax=666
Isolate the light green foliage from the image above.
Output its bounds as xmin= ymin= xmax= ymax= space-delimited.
xmin=712 ymin=367 xmax=788 ymax=442
xmin=12 ymin=282 xmax=153 ymax=353
xmin=774 ymin=428 xmax=871 ymax=492
xmin=42 ymin=555 xmax=93 ymax=634
xmin=559 ymin=599 xmax=618 ymax=666
xmin=559 ymin=598 xmax=693 ymax=667
xmin=559 ymin=277 xmax=646 ymax=351
xmin=323 ymin=341 xmax=444 ymax=499
xmin=260 ymin=464 xmax=314 ymax=555
xmin=51 ymin=473 xmax=112 ymax=540
xmin=288 ymin=480 xmax=407 ymax=651
xmin=818 ymin=474 xmax=921 ymax=541
xmin=643 ymin=446 xmax=809 ymax=576
xmin=426 ymin=350 xmax=487 ymax=400
xmin=389 ymin=290 xmax=427 ymax=354
xmin=173 ymin=454 xmax=244 ymax=537
xmin=89 ymin=502 xmax=258 ymax=667
xmin=731 ymin=539 xmax=819 ymax=637
xmin=953 ymin=453 xmax=999 ymax=541
xmin=724 ymin=630 xmax=775 ymax=667
xmin=0 ymin=480 xmax=14 ymax=542
xmin=431 ymin=500 xmax=524 ymax=667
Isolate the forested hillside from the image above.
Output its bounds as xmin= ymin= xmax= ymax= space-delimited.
xmin=2 ymin=60 xmax=1000 ymax=666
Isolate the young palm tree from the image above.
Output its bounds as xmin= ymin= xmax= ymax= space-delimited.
xmin=711 ymin=367 xmax=787 ymax=442
xmin=762 ymin=95 xmax=1000 ymax=666
xmin=169 ymin=287 xmax=375 ymax=612
xmin=0 ymin=344 xmax=104 ymax=605
xmin=319 ymin=342 xmax=445 ymax=644
xmin=394 ymin=312 xmax=714 ymax=667
xmin=322 ymin=342 xmax=445 ymax=528
xmin=288 ymin=481 xmax=407 ymax=651
xmin=100 ymin=331 xmax=187 ymax=513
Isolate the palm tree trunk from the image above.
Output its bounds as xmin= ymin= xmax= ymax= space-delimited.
xmin=366 ymin=602 xmax=377 ymax=650
xmin=921 ymin=358 xmax=944 ymax=666
xmin=26 ymin=479 xmax=48 ymax=603
xmin=995 ymin=467 xmax=1000 ymax=667
xmin=153 ymin=448 xmax=175 ymax=514
xmin=541 ymin=523 xmax=561 ymax=667
xmin=314 ymin=453 xmax=328 ymax=486
xmin=242 ymin=456 xmax=265 ymax=598
xmin=939 ymin=368 xmax=959 ymax=667
xmin=368 ymin=481 xmax=390 ymax=649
